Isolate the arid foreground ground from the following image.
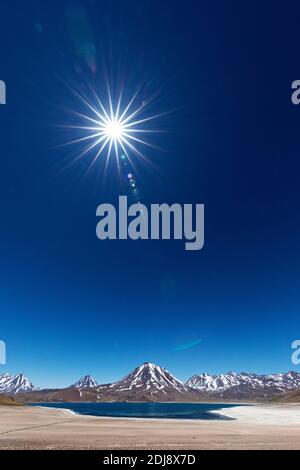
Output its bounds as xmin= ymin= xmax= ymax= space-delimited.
xmin=0 ymin=404 xmax=300 ymax=450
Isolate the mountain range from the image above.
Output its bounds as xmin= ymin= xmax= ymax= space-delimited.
xmin=1 ymin=364 xmax=300 ymax=401
xmin=186 ymin=371 xmax=300 ymax=399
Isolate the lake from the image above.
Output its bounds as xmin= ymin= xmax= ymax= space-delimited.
xmin=31 ymin=402 xmax=241 ymax=420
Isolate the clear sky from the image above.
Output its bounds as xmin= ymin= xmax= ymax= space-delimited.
xmin=1 ymin=0 xmax=300 ymax=389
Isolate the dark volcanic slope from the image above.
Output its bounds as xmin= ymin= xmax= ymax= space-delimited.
xmin=17 ymin=388 xmax=99 ymax=403
xmin=0 ymin=395 xmax=22 ymax=406
xmin=272 ymin=390 xmax=300 ymax=403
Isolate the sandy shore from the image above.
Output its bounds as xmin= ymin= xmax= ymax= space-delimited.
xmin=0 ymin=404 xmax=300 ymax=450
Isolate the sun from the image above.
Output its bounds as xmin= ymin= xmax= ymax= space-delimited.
xmin=103 ymin=119 xmax=125 ymax=140
xmin=59 ymin=83 xmax=168 ymax=173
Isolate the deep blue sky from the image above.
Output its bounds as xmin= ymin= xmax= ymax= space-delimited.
xmin=1 ymin=1 xmax=300 ymax=388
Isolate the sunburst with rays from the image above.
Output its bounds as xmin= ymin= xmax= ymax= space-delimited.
xmin=59 ymin=84 xmax=168 ymax=177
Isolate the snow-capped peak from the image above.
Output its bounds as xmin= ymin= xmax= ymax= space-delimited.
xmin=0 ymin=373 xmax=36 ymax=394
xmin=100 ymin=362 xmax=190 ymax=394
xmin=72 ymin=375 xmax=98 ymax=389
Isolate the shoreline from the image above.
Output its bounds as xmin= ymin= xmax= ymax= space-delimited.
xmin=215 ymin=403 xmax=300 ymax=426
xmin=31 ymin=402 xmax=300 ymax=426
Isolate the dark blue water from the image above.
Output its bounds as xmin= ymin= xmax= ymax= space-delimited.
xmin=31 ymin=402 xmax=240 ymax=420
